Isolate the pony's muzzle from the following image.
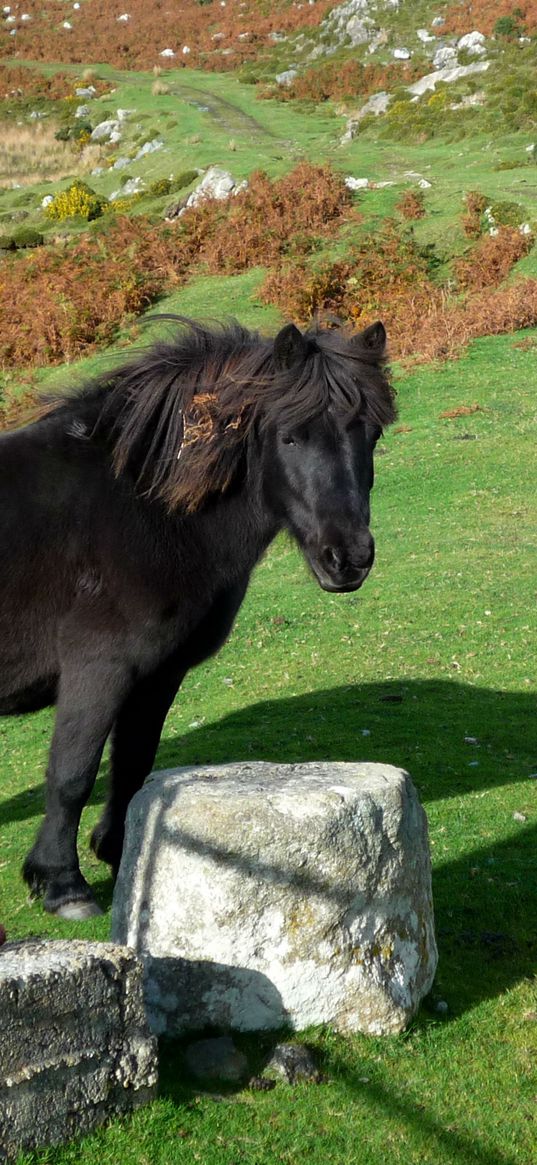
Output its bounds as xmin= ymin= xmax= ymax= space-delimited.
xmin=312 ymin=530 xmax=375 ymax=592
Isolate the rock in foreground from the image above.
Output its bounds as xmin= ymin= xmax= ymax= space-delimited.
xmin=0 ymin=941 xmax=157 ymax=1159
xmin=112 ymin=762 xmax=437 ymax=1037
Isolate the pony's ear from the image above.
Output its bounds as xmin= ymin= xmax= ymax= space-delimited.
xmin=359 ymin=320 xmax=387 ymax=355
xmin=273 ymin=323 xmax=310 ymax=370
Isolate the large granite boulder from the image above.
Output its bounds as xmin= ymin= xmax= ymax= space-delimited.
xmin=0 ymin=941 xmax=157 ymax=1158
xmin=112 ymin=762 xmax=437 ymax=1037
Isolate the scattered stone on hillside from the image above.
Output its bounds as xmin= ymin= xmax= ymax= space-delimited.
xmin=183 ymin=1037 xmax=249 ymax=1084
xmin=178 ymin=166 xmax=247 ymax=213
xmin=417 ymin=28 xmax=435 ymax=43
xmin=75 ymin=104 xmax=90 ymax=119
xmin=117 ymin=108 xmax=135 ymax=122
xmin=408 ymin=60 xmax=490 ymax=99
xmin=112 ymin=156 xmax=131 ymax=170
xmin=393 ymin=47 xmax=411 ymax=59
xmin=346 ymin=16 xmax=372 ymax=46
xmin=62 ymin=21 xmax=72 ymax=29
xmin=345 ymin=176 xmax=370 ymax=189
xmin=315 ymin=0 xmax=379 ymax=55
xmin=457 ymin=31 xmax=486 ymax=55
xmin=110 ymin=176 xmax=144 ymax=199
xmin=263 ymin=1044 xmax=320 ymax=1085
xmin=90 ymin=119 xmax=121 ymax=142
xmin=432 ymin=15 xmax=445 ymax=26
xmin=308 ymin=42 xmax=338 ymax=61
xmin=450 ymin=91 xmax=485 ymax=110
xmin=112 ymin=761 xmax=437 ymax=1038
xmin=91 ymin=166 xmax=104 ymax=176
xmin=433 ymin=45 xmax=458 ymax=70
xmin=160 ymin=48 xmax=175 ymax=57
xmin=117 ymin=12 xmax=130 ymax=20
xmin=418 ymin=178 xmax=432 ymax=189
xmin=275 ymin=69 xmax=298 ymax=87
xmin=368 ymin=28 xmax=389 ymax=53
xmin=0 ymin=940 xmax=157 ymax=1159
xmin=75 ymin=86 xmax=96 ymax=98
xmin=134 ymin=138 xmax=164 ymax=160
xmin=41 ymin=195 xmax=54 ymax=208
xmin=29 ymin=110 xmax=45 ymax=119
xmin=340 ymin=91 xmax=390 ymax=142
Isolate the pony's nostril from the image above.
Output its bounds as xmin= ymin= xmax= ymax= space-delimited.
xmin=322 ymin=545 xmax=345 ymax=573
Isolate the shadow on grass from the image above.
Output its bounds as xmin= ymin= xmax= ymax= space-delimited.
xmin=157 ymin=1028 xmax=523 ymax=1165
xmin=3 ymin=680 xmax=536 ymax=1015
xmin=2 ymin=679 xmax=536 ymax=830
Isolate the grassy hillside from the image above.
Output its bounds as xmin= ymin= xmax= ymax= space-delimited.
xmin=1 ymin=2 xmax=537 ymax=1163
xmin=3 ymin=327 xmax=537 ymax=1165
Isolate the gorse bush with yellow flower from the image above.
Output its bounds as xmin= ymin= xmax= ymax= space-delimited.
xmin=44 ymin=180 xmax=106 ymax=222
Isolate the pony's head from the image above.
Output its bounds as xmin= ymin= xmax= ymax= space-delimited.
xmin=259 ymin=321 xmax=395 ymax=592
xmin=86 ymin=316 xmax=395 ymax=593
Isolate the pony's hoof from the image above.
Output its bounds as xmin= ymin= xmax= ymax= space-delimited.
xmin=53 ymin=899 xmax=104 ymax=920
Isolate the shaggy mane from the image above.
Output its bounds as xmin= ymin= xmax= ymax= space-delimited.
xmin=54 ymin=316 xmax=396 ymax=512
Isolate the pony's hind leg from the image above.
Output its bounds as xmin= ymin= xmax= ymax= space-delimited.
xmin=91 ymin=657 xmax=186 ymax=877
xmin=23 ymin=645 xmax=130 ymax=918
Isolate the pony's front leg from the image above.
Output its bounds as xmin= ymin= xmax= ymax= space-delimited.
xmin=23 ymin=656 xmax=130 ymax=918
xmin=91 ymin=656 xmax=187 ymax=877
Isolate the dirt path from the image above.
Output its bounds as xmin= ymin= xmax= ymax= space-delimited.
xmin=169 ymin=81 xmax=290 ymax=144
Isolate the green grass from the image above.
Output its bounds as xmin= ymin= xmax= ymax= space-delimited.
xmin=3 ymin=328 xmax=537 ymax=1165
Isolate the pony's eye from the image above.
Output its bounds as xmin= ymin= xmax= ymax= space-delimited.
xmin=282 ymin=435 xmax=296 ymax=446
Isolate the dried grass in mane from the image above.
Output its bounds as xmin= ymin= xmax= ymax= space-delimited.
xmin=69 ymin=317 xmax=396 ymax=512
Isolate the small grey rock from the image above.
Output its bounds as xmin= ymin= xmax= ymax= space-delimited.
xmin=275 ymin=69 xmax=297 ymax=87
xmin=435 ymin=999 xmax=449 ymax=1015
xmin=264 ymin=1043 xmax=320 ymax=1085
xmin=183 ymin=1037 xmax=248 ymax=1084
xmin=513 ymin=811 xmax=528 ymax=823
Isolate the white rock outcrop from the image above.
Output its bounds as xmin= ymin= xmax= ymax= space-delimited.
xmin=180 ymin=166 xmax=247 ymax=211
xmin=112 ymin=762 xmax=437 ymax=1038
xmin=457 ymin=31 xmax=486 ymax=55
xmin=90 ymin=119 xmax=121 ymax=142
xmin=408 ymin=59 xmax=490 ymax=98
xmin=433 ymin=45 xmax=458 ymax=69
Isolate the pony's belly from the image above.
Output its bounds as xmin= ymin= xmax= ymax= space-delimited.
xmin=0 ymin=675 xmax=58 ymax=715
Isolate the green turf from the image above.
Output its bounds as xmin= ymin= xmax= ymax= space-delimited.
xmin=3 ymin=328 xmax=537 ymax=1165
xmin=2 ymin=7 xmax=537 ymax=1158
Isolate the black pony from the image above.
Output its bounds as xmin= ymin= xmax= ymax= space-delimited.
xmin=0 ymin=317 xmax=396 ymax=918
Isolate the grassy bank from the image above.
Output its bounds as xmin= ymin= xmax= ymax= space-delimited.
xmin=2 ymin=327 xmax=536 ymax=1165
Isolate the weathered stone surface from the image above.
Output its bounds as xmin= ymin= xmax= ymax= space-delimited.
xmin=112 ymin=762 xmax=437 ymax=1038
xmin=0 ymin=941 xmax=157 ymax=1159
xmin=90 ymin=119 xmax=120 ymax=142
xmin=433 ymin=45 xmax=458 ymax=70
xmin=182 ymin=166 xmax=247 ymax=211
xmin=408 ymin=60 xmax=490 ymax=98
xmin=264 ymin=1043 xmax=320 ymax=1085
xmin=341 ymin=91 xmax=391 ymax=142
xmin=275 ymin=69 xmax=298 ymax=87
xmin=457 ymin=31 xmax=486 ymax=55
